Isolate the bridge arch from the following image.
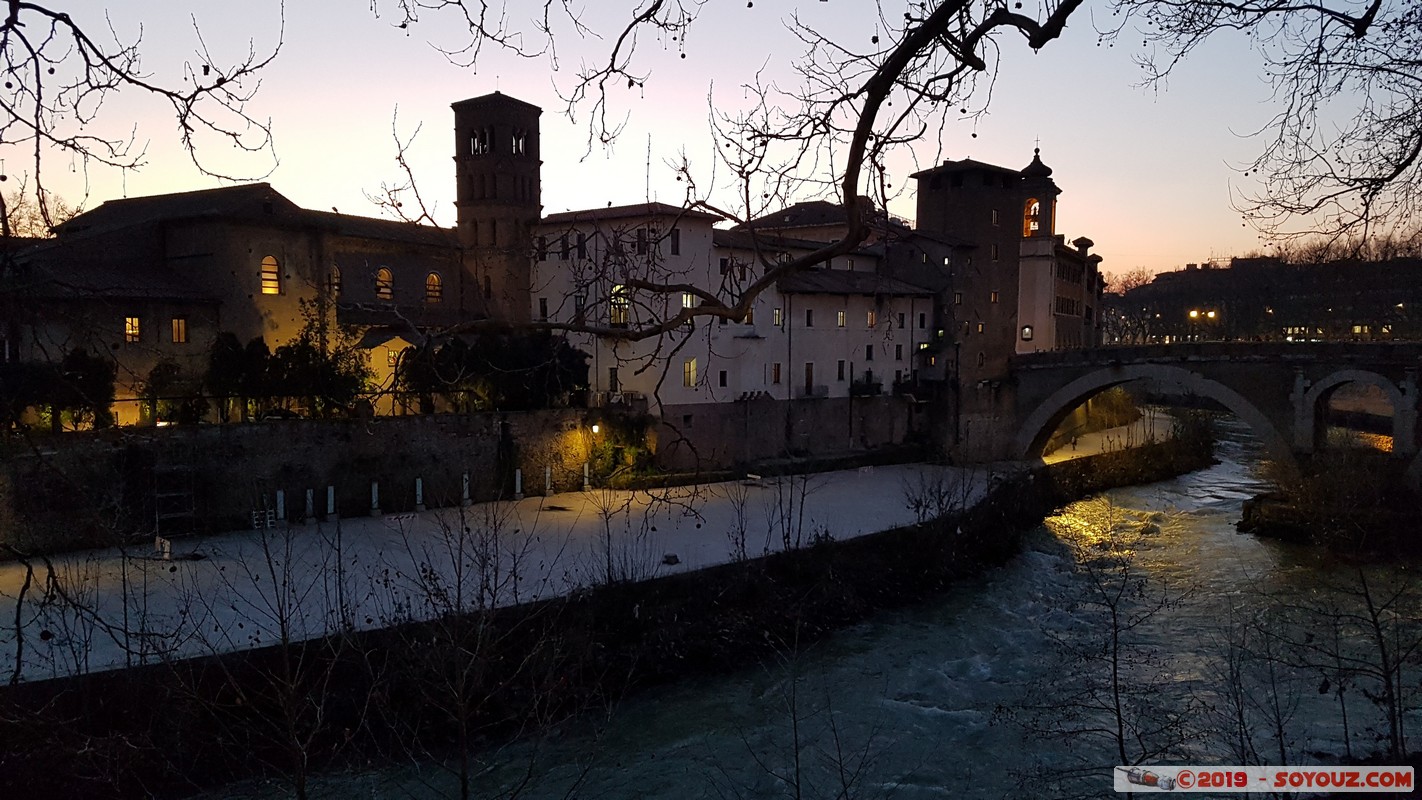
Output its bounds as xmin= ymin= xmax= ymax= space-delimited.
xmin=1299 ymin=368 xmax=1408 ymax=452
xmin=1013 ymin=363 xmax=1296 ymax=468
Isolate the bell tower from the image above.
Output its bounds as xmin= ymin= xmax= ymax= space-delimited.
xmin=453 ymin=92 xmax=542 ymax=324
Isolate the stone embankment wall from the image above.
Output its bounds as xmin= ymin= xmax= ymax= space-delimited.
xmin=654 ymin=394 xmax=926 ymax=470
xmin=0 ymin=409 xmax=600 ymax=555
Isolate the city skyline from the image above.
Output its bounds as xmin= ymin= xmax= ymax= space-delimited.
xmin=26 ymin=2 xmax=1311 ymax=275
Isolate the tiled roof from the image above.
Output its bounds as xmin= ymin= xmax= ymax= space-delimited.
xmin=712 ymin=229 xmax=876 ymax=254
xmin=541 ymin=202 xmax=721 ymax=225
xmin=55 ymin=183 xmax=457 ymax=247
xmin=736 ymin=200 xmax=909 ymax=235
xmin=777 ymin=269 xmax=933 ymax=297
xmin=14 ymin=244 xmax=219 ymax=302
xmin=909 ymin=157 xmax=1023 ymax=179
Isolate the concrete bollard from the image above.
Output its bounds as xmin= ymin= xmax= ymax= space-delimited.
xmin=514 ymin=468 xmax=524 ymax=500
xmin=326 ymin=485 xmax=337 ymax=520
xmin=415 ymin=477 xmax=426 ymax=512
xmin=461 ymin=472 xmax=472 ymax=507
xmin=304 ymin=488 xmax=316 ymax=525
xmin=371 ymin=481 xmax=381 ymax=517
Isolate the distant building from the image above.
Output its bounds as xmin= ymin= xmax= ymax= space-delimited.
xmin=1117 ymin=256 xmax=1422 ymax=343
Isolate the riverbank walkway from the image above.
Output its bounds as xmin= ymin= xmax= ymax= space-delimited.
xmin=0 ymin=411 xmax=1169 ymax=683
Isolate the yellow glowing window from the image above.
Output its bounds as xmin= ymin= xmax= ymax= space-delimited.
xmin=375 ymin=267 xmax=394 ymax=301
xmin=425 ymin=272 xmax=443 ymax=304
xmin=610 ymin=284 xmax=630 ymax=326
xmin=260 ymin=256 xmax=281 ymax=295
xmin=124 ymin=316 xmax=141 ymax=343
xmin=682 ymin=357 xmax=697 ymax=388
xmin=170 ymin=317 xmax=188 ymax=344
xmin=866 ymin=310 xmax=877 ymax=328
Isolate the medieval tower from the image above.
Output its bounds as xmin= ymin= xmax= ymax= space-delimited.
xmin=453 ymin=92 xmax=542 ymax=323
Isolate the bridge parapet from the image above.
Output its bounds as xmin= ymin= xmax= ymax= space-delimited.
xmin=1013 ymin=342 xmax=1422 ymax=370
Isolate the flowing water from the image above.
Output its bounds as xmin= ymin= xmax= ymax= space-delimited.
xmin=241 ymin=419 xmax=1422 ymax=799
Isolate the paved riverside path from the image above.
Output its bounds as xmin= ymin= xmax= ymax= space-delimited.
xmin=0 ymin=415 xmax=1167 ymax=684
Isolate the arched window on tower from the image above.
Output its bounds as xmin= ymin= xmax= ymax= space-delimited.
xmin=260 ymin=255 xmax=282 ymax=295
xmin=375 ymin=267 xmax=394 ymax=301
xmin=470 ymin=127 xmax=490 ymax=155
xmin=425 ymin=272 xmax=443 ymax=304
xmin=328 ymin=265 xmax=342 ymax=298
xmin=1023 ymin=198 xmax=1042 ymax=237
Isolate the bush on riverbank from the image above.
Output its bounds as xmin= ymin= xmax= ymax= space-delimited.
xmin=0 ymin=436 xmax=1216 ymax=798
xmin=1242 ymin=445 xmax=1422 ymax=554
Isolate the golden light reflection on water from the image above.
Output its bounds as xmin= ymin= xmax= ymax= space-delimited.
xmin=1325 ymin=428 xmax=1392 ymax=452
xmin=1045 ymin=497 xmax=1150 ymax=554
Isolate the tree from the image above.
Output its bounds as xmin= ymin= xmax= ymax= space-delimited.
xmin=6 ymin=1 xmax=1417 ymax=342
xmin=2 ymin=186 xmax=75 ymax=238
xmin=0 ymin=2 xmax=278 ymax=244
xmin=1102 ymin=268 xmax=1156 ymax=344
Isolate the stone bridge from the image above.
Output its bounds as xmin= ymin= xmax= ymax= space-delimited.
xmin=1006 ymin=342 xmax=1422 ymax=480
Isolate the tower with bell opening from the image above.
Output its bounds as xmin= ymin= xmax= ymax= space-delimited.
xmin=453 ymin=92 xmax=542 ymax=323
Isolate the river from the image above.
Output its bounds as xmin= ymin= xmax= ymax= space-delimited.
xmin=230 ymin=418 xmax=1422 ymax=799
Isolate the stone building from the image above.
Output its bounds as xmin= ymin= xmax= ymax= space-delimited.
xmin=4 ymin=183 xmax=465 ymax=423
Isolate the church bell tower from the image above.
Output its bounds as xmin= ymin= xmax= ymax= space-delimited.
xmin=453 ymin=92 xmax=542 ymax=324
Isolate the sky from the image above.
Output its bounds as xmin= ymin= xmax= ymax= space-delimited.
xmin=19 ymin=1 xmax=1298 ymax=275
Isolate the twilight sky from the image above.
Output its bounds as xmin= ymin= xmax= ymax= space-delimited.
xmin=26 ymin=2 xmax=1297 ymax=275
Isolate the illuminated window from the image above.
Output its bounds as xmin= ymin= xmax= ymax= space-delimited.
xmin=328 ymin=265 xmax=342 ymax=298
xmin=682 ymin=358 xmax=697 ymax=388
xmin=610 ymin=284 xmax=630 ymax=326
xmin=991 ymin=209 xmax=1000 ymax=226
xmin=976 ymin=322 xmax=985 ymax=334
xmin=1021 ymin=325 xmax=1034 ymax=341
xmin=773 ymin=307 xmax=783 ymax=327
xmin=953 ymin=292 xmax=963 ymax=305
xmin=260 ymin=255 xmax=282 ymax=295
xmin=837 ymin=310 xmax=846 ymax=328
xmin=866 ymin=310 xmax=877 ymax=328
xmin=683 ymin=292 xmax=697 ymax=309
xmin=425 ymin=272 xmax=443 ymax=304
xmin=124 ymin=316 xmax=141 ymax=343
xmin=387 ymin=348 xmax=399 ymax=368
xmin=376 ymin=267 xmax=394 ymax=301
xmin=170 ymin=317 xmax=188 ymax=344
xmin=990 ymin=290 xmax=1000 ymax=304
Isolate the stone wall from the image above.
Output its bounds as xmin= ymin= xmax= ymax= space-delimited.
xmin=653 ymin=394 xmax=927 ymax=470
xmin=0 ymin=409 xmax=600 ymax=555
